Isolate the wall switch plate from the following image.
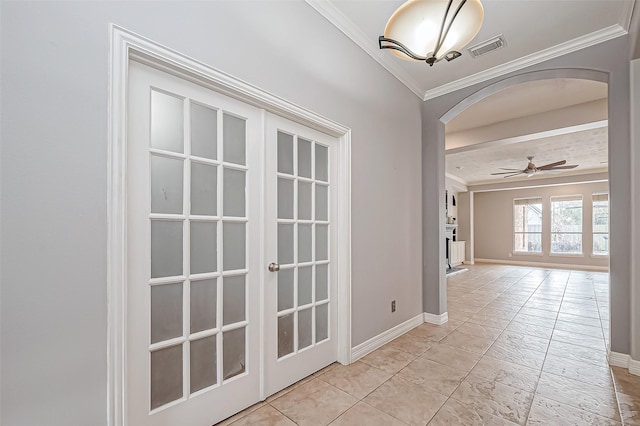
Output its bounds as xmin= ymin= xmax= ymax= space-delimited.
xmin=391 ymin=300 xmax=396 ymax=312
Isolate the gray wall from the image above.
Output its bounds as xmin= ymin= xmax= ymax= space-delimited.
xmin=421 ymin=36 xmax=633 ymax=358
xmin=474 ymin=182 xmax=609 ymax=268
xmin=631 ymin=59 xmax=640 ymax=361
xmin=0 ymin=2 xmax=423 ymax=424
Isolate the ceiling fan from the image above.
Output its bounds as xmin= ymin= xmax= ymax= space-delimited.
xmin=491 ymin=156 xmax=578 ymax=178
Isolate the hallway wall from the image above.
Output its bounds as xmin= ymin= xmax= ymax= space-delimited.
xmin=0 ymin=2 xmax=423 ymax=424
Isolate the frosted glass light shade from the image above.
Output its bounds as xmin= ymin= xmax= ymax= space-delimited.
xmin=383 ymin=0 xmax=484 ymax=62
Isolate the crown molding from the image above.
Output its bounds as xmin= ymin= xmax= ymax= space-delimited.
xmin=468 ymin=171 xmax=609 ymax=192
xmin=304 ymin=0 xmax=424 ymax=98
xmin=423 ymin=25 xmax=628 ymax=100
xmin=445 ymin=172 xmax=469 ymax=188
xmin=621 ymin=0 xmax=636 ymax=32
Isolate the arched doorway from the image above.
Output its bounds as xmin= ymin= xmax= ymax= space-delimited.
xmin=420 ymin=69 xmax=621 ymax=345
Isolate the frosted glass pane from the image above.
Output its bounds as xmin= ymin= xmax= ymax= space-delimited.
xmin=151 ymin=155 xmax=183 ymax=214
xmin=278 ymin=224 xmax=294 ymax=264
xmin=223 ymin=168 xmax=245 ymax=217
xmin=278 ymin=314 xmax=294 ymax=358
xmin=278 ymin=131 xmax=294 ymax=174
xmin=191 ymin=162 xmax=217 ymax=216
xmin=151 ymin=345 xmax=183 ymax=410
xmin=190 ymin=279 xmax=216 ymax=333
xmin=298 ymin=138 xmax=312 ymax=178
xmin=278 ymin=178 xmax=294 ymax=220
xmin=190 ymin=221 xmax=217 ymax=274
xmin=223 ymin=275 xmax=245 ymax=325
xmin=223 ymin=222 xmax=245 ymax=270
xmin=151 ymin=283 xmax=183 ymax=344
xmin=298 ymin=266 xmax=312 ymax=306
xmin=298 ymin=182 xmax=312 ymax=220
xmin=315 ymin=144 xmax=328 ymax=182
xmin=298 ymin=308 xmax=312 ymax=350
xmin=316 ymin=224 xmax=328 ymax=261
xmin=315 ymin=184 xmax=328 ymax=221
xmin=316 ymin=304 xmax=328 ymax=342
xmin=190 ymin=336 xmax=217 ymax=393
xmin=190 ymin=102 xmax=217 ymax=160
xmin=316 ymin=264 xmax=328 ymax=301
xmin=223 ymin=327 xmax=246 ymax=380
xmin=298 ymin=224 xmax=312 ymax=263
xmin=151 ymin=220 xmax=183 ymax=278
xmin=278 ymin=268 xmax=294 ymax=312
xmin=151 ymin=91 xmax=183 ymax=153
xmin=223 ymin=113 xmax=245 ymax=166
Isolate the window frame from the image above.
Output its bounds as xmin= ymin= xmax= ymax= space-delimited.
xmin=550 ymin=194 xmax=584 ymax=256
xmin=592 ymin=193 xmax=609 ymax=257
xmin=513 ymin=197 xmax=543 ymax=254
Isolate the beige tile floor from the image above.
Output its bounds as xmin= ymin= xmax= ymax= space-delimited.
xmin=218 ymin=264 xmax=640 ymax=425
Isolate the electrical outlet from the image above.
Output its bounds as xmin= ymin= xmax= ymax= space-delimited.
xmin=391 ymin=300 xmax=396 ymax=312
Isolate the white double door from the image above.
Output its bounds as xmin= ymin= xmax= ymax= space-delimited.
xmin=126 ymin=61 xmax=338 ymax=426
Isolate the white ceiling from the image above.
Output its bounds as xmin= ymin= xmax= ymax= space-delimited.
xmin=446 ymin=126 xmax=609 ymax=185
xmin=305 ymin=0 xmax=626 ymax=186
xmin=444 ymin=78 xmax=609 ymax=186
xmin=306 ymin=0 xmax=635 ymax=100
xmin=446 ymin=78 xmax=608 ymax=133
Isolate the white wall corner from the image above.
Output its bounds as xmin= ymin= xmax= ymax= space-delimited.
xmin=423 ymin=312 xmax=448 ymax=325
xmin=350 ymin=314 xmax=424 ymax=361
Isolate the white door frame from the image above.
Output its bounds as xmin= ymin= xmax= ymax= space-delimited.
xmin=107 ymin=25 xmax=352 ymax=426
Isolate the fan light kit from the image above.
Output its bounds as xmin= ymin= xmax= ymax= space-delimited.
xmin=379 ymin=0 xmax=485 ymax=67
xmin=491 ymin=156 xmax=578 ymax=178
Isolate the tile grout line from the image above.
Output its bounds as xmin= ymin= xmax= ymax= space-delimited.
xmin=426 ymin=267 xmax=550 ymax=425
xmin=521 ymin=268 xmax=568 ymax=425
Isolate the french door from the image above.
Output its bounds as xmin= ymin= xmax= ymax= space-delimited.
xmin=264 ymin=114 xmax=338 ymax=396
xmin=126 ymin=61 xmax=338 ymax=425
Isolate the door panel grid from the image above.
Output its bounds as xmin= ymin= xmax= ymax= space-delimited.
xmin=127 ymin=61 xmax=341 ymax=425
xmin=276 ymin=131 xmax=331 ymax=360
xmin=148 ymin=89 xmax=250 ymax=412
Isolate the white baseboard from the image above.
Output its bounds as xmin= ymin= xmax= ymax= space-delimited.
xmin=474 ymin=258 xmax=608 ymax=272
xmin=608 ymin=351 xmax=630 ymax=368
xmin=465 ymin=260 xmax=475 ymax=265
xmin=350 ymin=314 xmax=424 ymax=362
xmin=423 ymin=312 xmax=448 ymax=325
xmin=608 ymin=351 xmax=640 ymax=376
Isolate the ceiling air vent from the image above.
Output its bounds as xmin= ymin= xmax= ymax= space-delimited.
xmin=467 ymin=35 xmax=506 ymax=58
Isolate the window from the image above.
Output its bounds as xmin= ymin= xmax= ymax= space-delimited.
xmin=592 ymin=193 xmax=609 ymax=255
xmin=551 ymin=195 xmax=583 ymax=254
xmin=513 ymin=198 xmax=542 ymax=253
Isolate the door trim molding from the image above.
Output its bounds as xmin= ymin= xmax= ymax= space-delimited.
xmin=107 ymin=24 xmax=352 ymax=426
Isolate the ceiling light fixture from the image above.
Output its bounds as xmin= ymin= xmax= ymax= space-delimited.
xmin=379 ymin=0 xmax=484 ymax=67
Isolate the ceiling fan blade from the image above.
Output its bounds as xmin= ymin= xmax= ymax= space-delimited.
xmin=537 ymin=160 xmax=567 ymax=169
xmin=498 ymin=167 xmax=522 ymax=171
xmin=502 ymin=172 xmax=524 ymax=178
xmin=547 ymin=164 xmax=578 ymax=170
xmin=491 ymin=171 xmax=525 ymax=175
